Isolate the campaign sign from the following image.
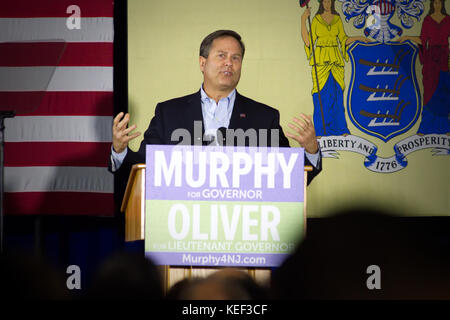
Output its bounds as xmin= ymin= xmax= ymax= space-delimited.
xmin=145 ymin=145 xmax=305 ymax=267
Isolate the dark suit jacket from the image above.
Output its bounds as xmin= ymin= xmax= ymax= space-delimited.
xmin=113 ymin=90 xmax=321 ymax=203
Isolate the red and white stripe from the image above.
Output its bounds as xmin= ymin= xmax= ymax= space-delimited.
xmin=376 ymin=0 xmax=395 ymax=15
xmin=2 ymin=0 xmax=114 ymax=216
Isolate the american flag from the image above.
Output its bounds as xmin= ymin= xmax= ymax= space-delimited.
xmin=1 ymin=0 xmax=114 ymax=216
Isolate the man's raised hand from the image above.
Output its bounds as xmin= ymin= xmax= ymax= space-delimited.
xmin=286 ymin=113 xmax=319 ymax=154
xmin=112 ymin=112 xmax=141 ymax=153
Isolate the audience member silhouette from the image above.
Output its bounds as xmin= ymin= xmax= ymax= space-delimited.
xmin=165 ymin=278 xmax=193 ymax=300
xmin=4 ymin=207 xmax=448 ymax=301
xmin=87 ymin=251 xmax=163 ymax=299
xmin=0 ymin=251 xmax=70 ymax=299
xmin=168 ymin=269 xmax=268 ymax=300
xmin=208 ymin=268 xmax=269 ymax=299
xmin=271 ymin=207 xmax=450 ymax=299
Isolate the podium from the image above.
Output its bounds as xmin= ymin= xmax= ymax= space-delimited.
xmin=121 ymin=163 xmax=311 ymax=292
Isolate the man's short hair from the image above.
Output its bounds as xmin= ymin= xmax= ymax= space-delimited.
xmin=199 ymin=30 xmax=245 ymax=59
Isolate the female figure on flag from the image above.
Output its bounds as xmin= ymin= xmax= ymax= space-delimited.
xmin=301 ymin=0 xmax=367 ymax=136
xmin=399 ymin=0 xmax=449 ymax=135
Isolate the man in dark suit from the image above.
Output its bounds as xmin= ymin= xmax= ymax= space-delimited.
xmin=111 ymin=30 xmax=321 ymax=195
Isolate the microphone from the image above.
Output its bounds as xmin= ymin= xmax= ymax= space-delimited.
xmin=202 ymin=133 xmax=215 ymax=146
xmin=217 ymin=127 xmax=227 ymax=146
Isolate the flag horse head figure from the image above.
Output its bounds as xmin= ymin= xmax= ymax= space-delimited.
xmin=338 ymin=0 xmax=425 ymax=43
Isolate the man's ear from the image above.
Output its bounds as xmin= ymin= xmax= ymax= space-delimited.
xmin=199 ymin=56 xmax=206 ymax=72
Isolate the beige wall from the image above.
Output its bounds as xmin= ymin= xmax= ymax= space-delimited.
xmin=128 ymin=0 xmax=449 ymax=217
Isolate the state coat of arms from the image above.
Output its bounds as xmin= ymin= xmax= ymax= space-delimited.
xmin=299 ymin=0 xmax=449 ymax=173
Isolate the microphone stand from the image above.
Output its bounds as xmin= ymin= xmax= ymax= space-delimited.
xmin=0 ymin=111 xmax=15 ymax=254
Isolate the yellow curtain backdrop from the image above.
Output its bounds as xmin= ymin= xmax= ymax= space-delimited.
xmin=128 ymin=0 xmax=449 ymax=217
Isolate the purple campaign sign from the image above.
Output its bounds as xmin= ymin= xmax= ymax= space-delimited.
xmin=145 ymin=145 xmax=304 ymax=203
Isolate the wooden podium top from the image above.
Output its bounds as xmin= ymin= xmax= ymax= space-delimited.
xmin=121 ymin=163 xmax=146 ymax=213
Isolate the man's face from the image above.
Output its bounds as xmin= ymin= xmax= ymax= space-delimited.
xmin=199 ymin=36 xmax=243 ymax=95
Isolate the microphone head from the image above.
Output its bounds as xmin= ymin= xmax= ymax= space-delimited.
xmin=217 ymin=127 xmax=227 ymax=146
xmin=202 ymin=133 xmax=215 ymax=146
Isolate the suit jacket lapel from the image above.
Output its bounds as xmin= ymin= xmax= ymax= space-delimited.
xmin=229 ymin=91 xmax=250 ymax=130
